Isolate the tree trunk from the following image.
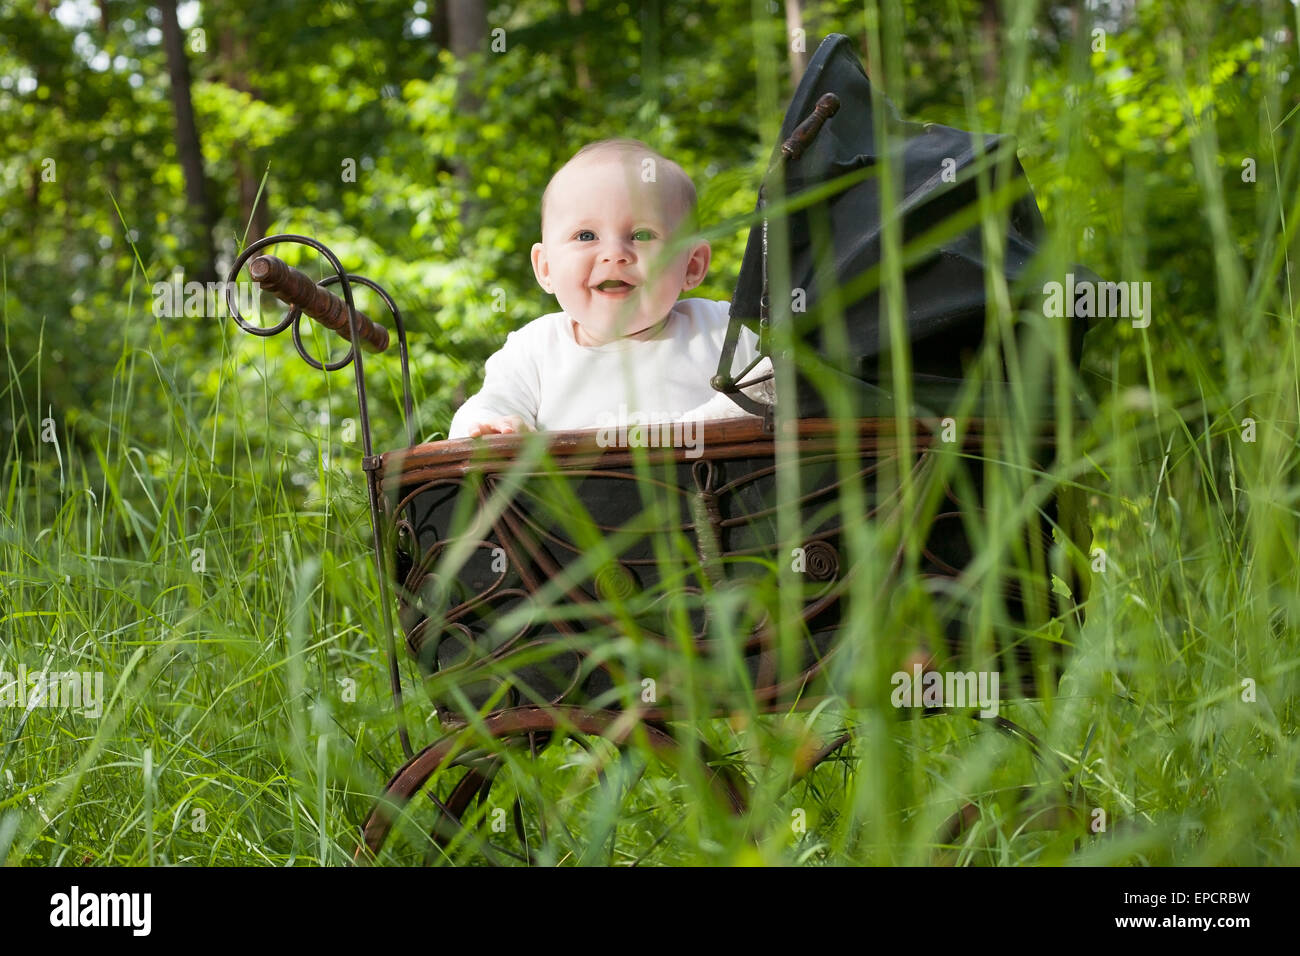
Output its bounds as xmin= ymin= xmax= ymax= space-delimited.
xmin=158 ymin=0 xmax=218 ymax=283
xmin=448 ymin=0 xmax=487 ymax=58
xmin=568 ymin=0 xmax=591 ymax=91
xmin=785 ymin=0 xmax=809 ymax=90
xmin=220 ymin=26 xmax=270 ymax=245
xmin=980 ymin=0 xmax=999 ymax=91
xmin=431 ymin=0 xmax=450 ymax=50
xmin=448 ymin=0 xmax=487 ymax=227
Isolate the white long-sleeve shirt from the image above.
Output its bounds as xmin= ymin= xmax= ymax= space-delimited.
xmin=448 ymin=298 xmax=771 ymax=438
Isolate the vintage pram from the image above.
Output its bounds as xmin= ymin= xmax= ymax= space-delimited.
xmin=223 ymin=34 xmax=1091 ymax=864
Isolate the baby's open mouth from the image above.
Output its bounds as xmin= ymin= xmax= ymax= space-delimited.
xmin=595 ymin=280 xmax=635 ymax=293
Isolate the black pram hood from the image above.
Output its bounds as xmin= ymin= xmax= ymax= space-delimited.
xmin=723 ymin=33 xmax=1087 ymax=419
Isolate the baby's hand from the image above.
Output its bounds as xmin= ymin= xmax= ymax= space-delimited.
xmin=466 ymin=415 xmax=531 ymax=437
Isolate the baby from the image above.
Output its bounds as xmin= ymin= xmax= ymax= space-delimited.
xmin=448 ymin=139 xmax=769 ymax=439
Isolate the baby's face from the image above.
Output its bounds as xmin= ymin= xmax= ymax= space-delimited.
xmin=531 ymin=154 xmax=709 ymax=346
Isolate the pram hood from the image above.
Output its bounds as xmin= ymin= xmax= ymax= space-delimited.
xmin=726 ymin=33 xmax=1086 ymax=419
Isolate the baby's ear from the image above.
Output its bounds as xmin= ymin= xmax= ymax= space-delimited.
xmin=680 ymin=239 xmax=712 ymax=291
xmin=531 ymin=242 xmax=553 ymax=294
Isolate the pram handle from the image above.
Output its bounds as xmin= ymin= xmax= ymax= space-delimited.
xmin=249 ymin=254 xmax=390 ymax=353
xmin=780 ymin=93 xmax=839 ymax=161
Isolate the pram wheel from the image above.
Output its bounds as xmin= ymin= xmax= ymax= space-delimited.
xmin=357 ymin=706 xmax=748 ymax=866
xmin=779 ymin=715 xmax=1088 ymax=865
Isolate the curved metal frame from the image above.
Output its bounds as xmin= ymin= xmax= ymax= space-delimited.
xmin=224 ymin=233 xmax=418 ymax=758
xmin=355 ymin=705 xmax=750 ymax=863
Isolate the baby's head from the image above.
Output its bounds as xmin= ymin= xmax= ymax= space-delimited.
xmin=531 ymin=139 xmax=711 ymax=347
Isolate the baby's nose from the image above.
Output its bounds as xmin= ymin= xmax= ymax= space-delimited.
xmin=599 ymin=239 xmax=635 ymax=262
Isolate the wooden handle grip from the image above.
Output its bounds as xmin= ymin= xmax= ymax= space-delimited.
xmin=248 ymin=254 xmax=390 ymax=353
xmin=780 ymin=93 xmax=841 ymax=162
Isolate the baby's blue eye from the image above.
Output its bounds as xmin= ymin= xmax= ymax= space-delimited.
xmin=576 ymin=230 xmax=596 ymax=241
xmin=632 ymin=229 xmax=655 ymax=241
